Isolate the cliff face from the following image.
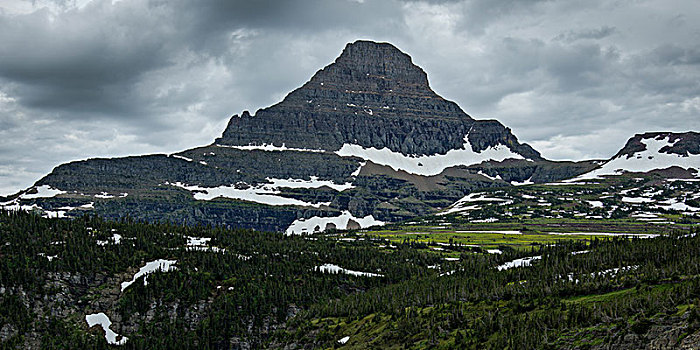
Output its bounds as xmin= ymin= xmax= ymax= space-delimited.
xmin=217 ymin=41 xmax=541 ymax=159
xmin=6 ymin=40 xmax=593 ymax=232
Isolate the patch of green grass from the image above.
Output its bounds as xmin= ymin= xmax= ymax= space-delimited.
xmin=564 ymin=287 xmax=637 ymax=304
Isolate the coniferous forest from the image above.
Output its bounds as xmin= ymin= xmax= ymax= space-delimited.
xmin=1 ymin=208 xmax=700 ymax=349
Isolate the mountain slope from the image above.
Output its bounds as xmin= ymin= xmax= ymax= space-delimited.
xmin=217 ymin=40 xmax=542 ymax=160
xmin=3 ymin=41 xmax=594 ymax=232
xmin=569 ymin=132 xmax=700 ymax=182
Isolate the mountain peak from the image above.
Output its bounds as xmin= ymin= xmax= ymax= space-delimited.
xmin=337 ymin=40 xmax=413 ymax=67
xmin=280 ymin=40 xmax=438 ymax=107
xmin=217 ymin=40 xmax=540 ymax=159
xmin=567 ymin=131 xmax=700 ymax=181
xmin=322 ymin=40 xmax=432 ymax=95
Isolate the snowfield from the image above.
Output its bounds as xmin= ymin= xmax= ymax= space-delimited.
xmin=569 ymin=136 xmax=700 ymax=181
xmin=215 ymin=143 xmax=325 ymax=153
xmin=169 ymin=177 xmax=353 ymax=207
xmin=169 ymin=182 xmax=329 ymax=208
xmin=586 ymin=200 xmax=604 ymax=208
xmin=511 ymin=177 xmax=534 ymax=186
xmin=285 ymin=211 xmax=384 ymax=235
xmin=85 ymin=313 xmax=128 ymax=345
xmin=335 ymin=135 xmax=525 ymax=176
xmin=264 ymin=176 xmax=354 ymax=191
xmin=440 ymin=192 xmax=509 ymax=215
xmin=121 ymin=259 xmax=177 ymax=292
xmin=20 ymin=185 xmax=66 ymax=199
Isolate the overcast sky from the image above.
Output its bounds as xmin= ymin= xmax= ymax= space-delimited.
xmin=0 ymin=0 xmax=699 ymax=195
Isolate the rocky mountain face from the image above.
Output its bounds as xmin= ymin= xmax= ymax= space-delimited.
xmin=570 ymin=131 xmax=700 ymax=182
xmin=614 ymin=132 xmax=700 ymax=158
xmin=3 ymin=41 xmax=600 ymax=232
xmin=217 ymin=40 xmax=541 ymax=159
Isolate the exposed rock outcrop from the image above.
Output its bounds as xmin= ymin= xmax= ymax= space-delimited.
xmin=217 ymin=41 xmax=541 ymax=159
xmin=8 ymin=40 xmax=594 ymax=232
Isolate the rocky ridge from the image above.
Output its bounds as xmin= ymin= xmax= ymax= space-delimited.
xmin=0 ymin=40 xmax=629 ymax=232
xmin=217 ymin=40 xmax=541 ymax=159
xmin=571 ymin=131 xmax=700 ymax=182
xmin=614 ymin=132 xmax=700 ymax=158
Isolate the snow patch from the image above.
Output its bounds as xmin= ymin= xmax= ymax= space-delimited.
xmin=655 ymin=198 xmax=700 ymax=212
xmin=97 ymin=233 xmax=122 ymax=246
xmin=477 ymin=171 xmax=502 ymax=181
xmin=186 ymin=236 xmax=211 ymax=247
xmin=43 ymin=210 xmax=67 ymax=218
xmin=169 ymin=182 xmax=330 ymax=208
xmin=171 ymin=154 xmax=193 ymax=162
xmin=285 ymin=211 xmax=384 ymax=235
xmin=440 ymin=192 xmax=508 ymax=215
xmin=351 ymin=162 xmax=366 ymax=177
xmin=315 ymin=263 xmax=382 ymax=277
xmin=335 ymin=135 xmax=525 ymax=176
xmin=511 ymin=177 xmax=534 ymax=186
xmin=94 ymin=192 xmax=127 ymax=199
xmin=184 ymin=236 xmax=224 ymax=252
xmin=586 ymin=200 xmax=604 ymax=208
xmin=38 ymin=253 xmax=58 ymax=261
xmin=545 ymin=182 xmax=596 ymax=186
xmin=265 ymin=176 xmax=354 ymax=191
xmin=569 ymin=136 xmax=700 ymax=181
xmin=622 ymin=197 xmax=655 ymax=203
xmin=20 ymin=185 xmax=65 ymax=199
xmin=472 ymin=218 xmax=499 ymax=223
xmin=497 ymin=256 xmax=541 ymax=271
xmin=85 ymin=313 xmax=128 ymax=345
xmin=169 ymin=177 xmax=351 ymax=207
xmin=216 ymin=143 xmax=326 ymax=153
xmin=121 ymin=259 xmax=177 ymax=292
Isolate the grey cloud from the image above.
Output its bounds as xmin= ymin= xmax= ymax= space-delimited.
xmin=0 ymin=0 xmax=699 ymax=194
xmin=0 ymin=0 xmax=408 ymax=119
xmin=553 ymin=26 xmax=617 ymax=42
xmin=0 ymin=3 xmax=175 ymax=115
xmin=650 ymin=44 xmax=700 ymax=66
xmin=454 ymin=0 xmax=552 ymax=35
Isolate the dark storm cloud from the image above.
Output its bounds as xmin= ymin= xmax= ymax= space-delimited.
xmin=0 ymin=0 xmax=699 ymax=194
xmin=178 ymin=0 xmax=396 ymax=31
xmin=0 ymin=3 xmax=174 ymax=115
xmin=0 ymin=0 xmax=404 ymax=119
